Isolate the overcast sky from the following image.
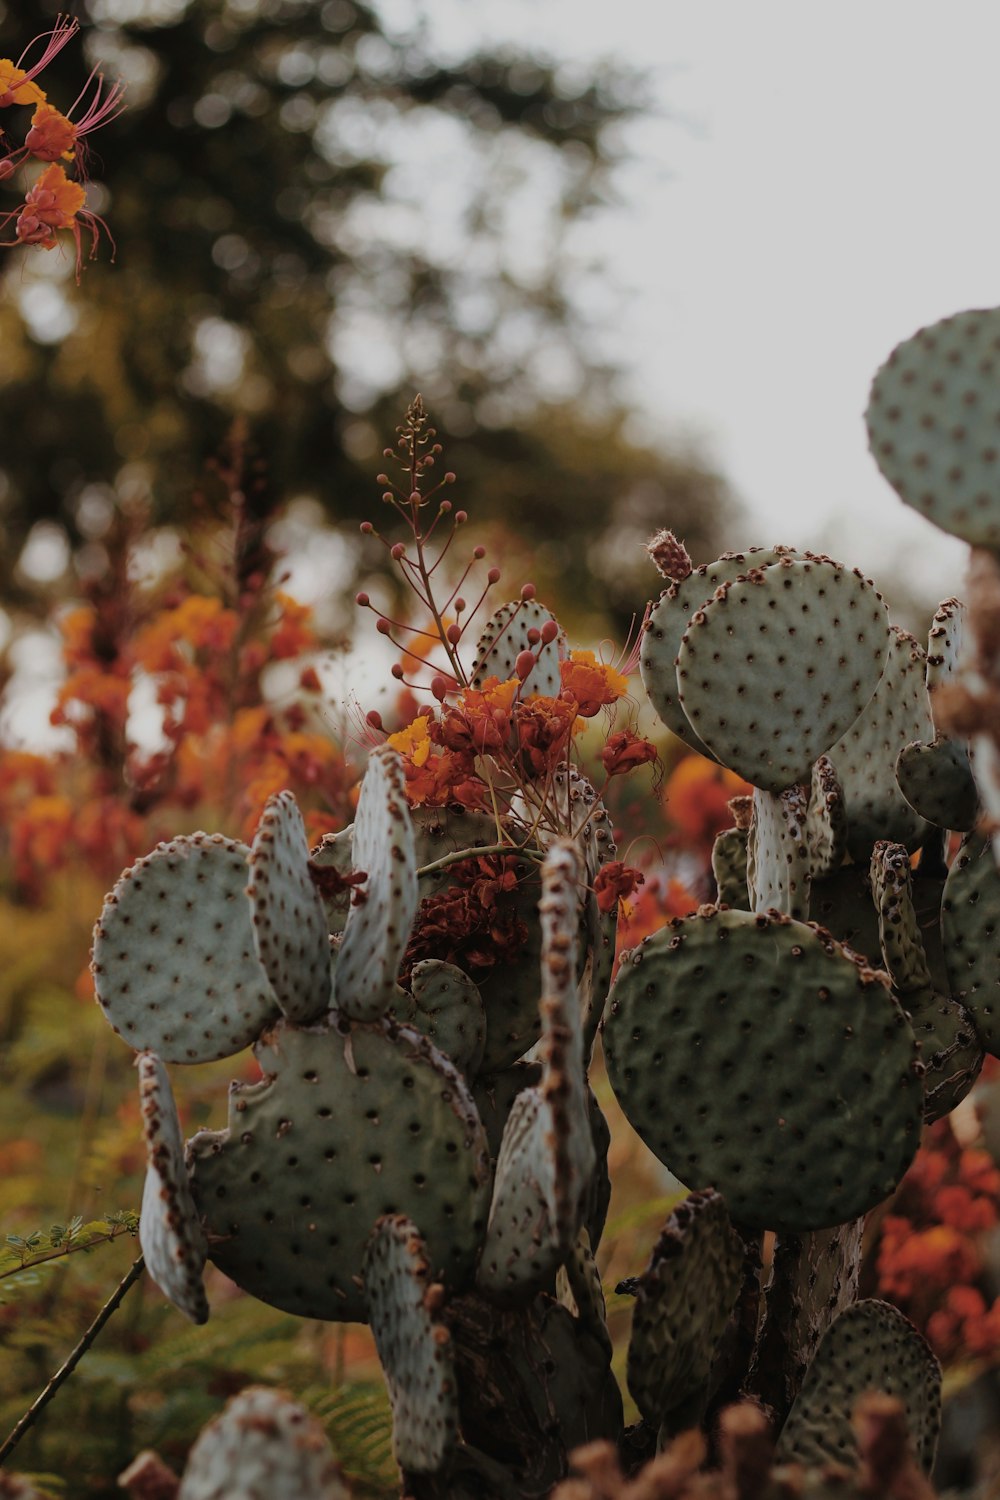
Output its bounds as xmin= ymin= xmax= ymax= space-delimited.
xmin=424 ymin=1 xmax=1000 ymax=608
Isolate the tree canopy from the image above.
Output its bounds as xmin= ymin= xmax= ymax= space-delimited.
xmin=0 ymin=0 xmax=735 ymax=621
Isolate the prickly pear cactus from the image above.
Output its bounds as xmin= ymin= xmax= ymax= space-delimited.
xmin=177 ymin=1386 xmax=350 ymax=1499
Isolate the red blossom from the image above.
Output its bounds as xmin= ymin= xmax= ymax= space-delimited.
xmin=601 ymin=728 xmax=658 ymax=777
xmin=593 ymin=860 xmax=645 ymax=914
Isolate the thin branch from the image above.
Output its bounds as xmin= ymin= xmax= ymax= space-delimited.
xmin=0 ymin=1254 xmax=145 ymax=1466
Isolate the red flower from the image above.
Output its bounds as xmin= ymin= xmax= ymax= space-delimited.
xmin=593 ymin=861 xmax=645 ymax=914
xmin=601 ymin=728 xmax=657 ymax=777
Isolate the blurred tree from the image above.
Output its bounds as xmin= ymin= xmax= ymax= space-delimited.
xmin=0 ymin=0 xmax=736 ymax=620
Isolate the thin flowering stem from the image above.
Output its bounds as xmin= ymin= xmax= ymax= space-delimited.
xmin=415 ymin=841 xmax=546 ymax=880
xmin=0 ymin=15 xmax=78 ymax=108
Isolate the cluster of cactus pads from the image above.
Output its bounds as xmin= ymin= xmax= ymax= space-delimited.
xmin=88 ymin=306 xmax=1000 ymax=1497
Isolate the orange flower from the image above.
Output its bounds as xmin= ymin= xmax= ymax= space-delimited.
xmin=24 ymin=72 xmax=125 ymax=165
xmin=601 ymin=728 xmax=658 ymax=778
xmin=593 ymin=860 xmax=645 ymax=914
xmin=1 ymin=162 xmax=112 ymax=280
xmin=387 ymin=714 xmax=432 ymax=768
xmin=559 ymin=650 xmax=629 ymax=717
xmin=663 ymin=754 xmax=752 ymax=848
xmin=0 ymin=17 xmax=79 ymax=109
xmin=270 ymin=592 xmax=317 ymax=659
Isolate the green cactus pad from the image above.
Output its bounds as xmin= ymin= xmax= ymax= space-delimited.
xmin=926 ymin=597 xmax=966 ymax=690
xmin=866 ymin=306 xmax=1000 ymax=547
xmin=808 ymin=865 xmax=882 ymax=961
xmin=364 ymin=1215 xmax=458 ymax=1474
xmin=137 ymin=1052 xmax=209 ymax=1325
xmin=478 ymin=844 xmax=595 ymax=1300
xmin=942 ymin=835 xmax=1000 ymax=1056
xmin=747 ymin=786 xmax=810 ymax=918
xmin=640 ymin=546 xmax=797 ymax=758
xmin=825 ymin=626 xmax=933 ymax=859
xmin=712 ymin=828 xmax=749 ymax=908
xmin=871 ymin=846 xmax=981 ymax=1123
xmin=778 ymin=1299 xmax=941 ymax=1474
xmin=547 ymin=764 xmax=619 ymax=1056
xmin=177 ymin=1386 xmax=349 ymax=1500
xmin=92 ymin=834 xmax=278 ymax=1064
xmin=471 ymin=599 xmax=563 ymax=697
xmin=676 ymin=558 xmax=890 ymax=794
xmin=807 ymin=756 xmax=848 ymax=878
xmin=408 ymin=960 xmax=487 ymax=1076
xmin=556 ymin=1228 xmax=611 ymax=1356
xmin=626 ymin=1189 xmax=744 ymax=1426
xmin=603 ymin=908 xmax=923 ymax=1232
xmin=896 ymin=737 xmax=978 ymax=833
xmin=188 ymin=1015 xmax=491 ymax=1322
xmin=248 ymin=791 xmax=332 ymax=1025
xmin=334 ymin=746 xmax=417 ymax=1023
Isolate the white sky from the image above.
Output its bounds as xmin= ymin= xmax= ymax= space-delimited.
xmin=427 ymin=0 xmax=1000 ymax=606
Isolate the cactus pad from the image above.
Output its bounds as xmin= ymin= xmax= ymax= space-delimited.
xmin=778 ymin=1299 xmax=941 ymax=1474
xmin=896 ymin=737 xmax=978 ymax=832
xmin=866 ymin=306 xmax=1000 ymax=546
xmin=712 ymin=827 xmax=749 ymax=909
xmin=137 ymin=1053 xmax=208 ymax=1325
xmin=408 ymin=960 xmax=487 ymax=1076
xmin=92 ymin=834 xmax=278 ymax=1064
xmin=248 ymin=792 xmax=332 ymax=1025
xmin=187 ymin=1015 xmax=491 ymax=1321
xmin=471 ymin=599 xmax=563 ymax=697
xmin=364 ymin=1215 xmax=458 ymax=1474
xmin=177 ymin=1386 xmax=349 ymax=1499
xmin=626 ymin=1190 xmax=744 ymax=1426
xmin=334 ymin=746 xmax=417 ymax=1023
xmin=806 ymin=756 xmax=848 ymax=877
xmin=478 ymin=844 xmax=594 ymax=1300
xmin=640 ymin=546 xmax=796 ymax=757
xmin=826 ymin=626 xmax=933 ymax=858
xmin=603 ymin=908 xmax=922 ymax=1232
xmin=942 ymin=834 xmax=1000 ymax=1056
xmin=675 ymin=558 xmax=890 ymax=793
xmin=747 ymin=786 xmax=810 ymax=919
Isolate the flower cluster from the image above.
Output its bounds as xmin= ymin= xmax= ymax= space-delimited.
xmin=355 ymin=399 xmax=659 ymax=930
xmin=874 ymin=1107 xmax=1000 ymax=1365
xmin=0 ymin=458 xmax=352 ymax=903
xmin=0 ymin=17 xmax=122 ymax=281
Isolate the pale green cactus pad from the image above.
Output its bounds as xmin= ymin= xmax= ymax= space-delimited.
xmin=177 ymin=1386 xmax=350 ymax=1500
xmin=92 ymin=834 xmax=278 ymax=1064
xmin=334 ymin=746 xmax=417 ymax=1023
xmin=747 ymin=786 xmax=810 ymax=919
xmin=942 ymin=834 xmax=1000 ymax=1056
xmin=896 ymin=599 xmax=977 ymax=832
xmin=248 ymin=791 xmax=332 ymax=1025
xmin=807 ymin=756 xmax=847 ymax=878
xmin=825 ymin=626 xmax=933 ymax=859
xmin=626 ymin=1189 xmax=743 ymax=1427
xmin=712 ymin=827 xmax=749 ymax=908
xmin=471 ymin=598 xmax=563 ymax=697
xmin=187 ymin=1015 xmax=491 ymax=1321
xmin=866 ymin=306 xmax=1000 ymax=547
xmin=870 ymin=842 xmax=981 ymax=1122
xmin=603 ymin=908 xmax=922 ymax=1232
xmin=675 ymin=558 xmax=890 ymax=794
xmin=137 ymin=1052 xmax=209 ymax=1325
xmin=778 ymin=1299 xmax=941 ymax=1474
xmin=548 ymin=763 xmax=619 ymax=1056
xmin=364 ymin=1215 xmax=458 ymax=1474
xmin=408 ymin=960 xmax=487 ymax=1076
xmin=640 ymin=546 xmax=797 ymax=758
xmin=478 ymin=844 xmax=595 ymax=1300
xmin=896 ymin=737 xmax=978 ymax=833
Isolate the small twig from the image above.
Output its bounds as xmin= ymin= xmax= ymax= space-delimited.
xmin=0 ymin=1218 xmax=137 ymax=1283
xmin=0 ymin=1253 xmax=145 ymax=1466
xmin=415 ymin=841 xmax=545 ymax=880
